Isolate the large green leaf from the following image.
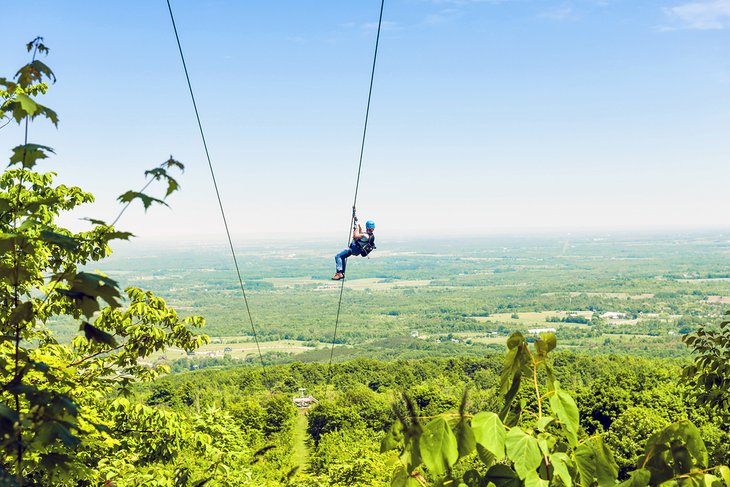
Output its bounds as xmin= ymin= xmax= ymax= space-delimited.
xmin=542 ymin=333 xmax=557 ymax=352
xmin=401 ymin=421 xmax=423 ymax=473
xmin=718 ymin=466 xmax=730 ymax=487
xmin=505 ymin=427 xmax=542 ymax=479
xmin=499 ymin=333 xmax=530 ymax=420
xmin=549 ymin=383 xmax=579 ymax=447
xmin=476 ymin=444 xmax=496 ymax=468
xmin=550 ymin=452 xmax=572 ymax=487
xmin=642 ymin=420 xmax=708 ymax=484
xmin=576 ymin=437 xmax=618 ymax=487
xmin=8 ymin=301 xmax=33 ymax=326
xmin=0 ymin=403 xmax=19 ymax=423
xmin=9 ymin=143 xmax=54 ymax=168
xmin=485 ymin=464 xmax=521 ymax=487
xmin=32 ymin=421 xmax=80 ymax=448
xmin=15 ymin=93 xmax=38 ymax=116
xmin=39 ymin=230 xmax=79 ymax=251
xmin=618 ymin=468 xmax=651 ymax=487
xmin=57 ymin=272 xmax=121 ymax=317
xmin=381 ymin=420 xmax=404 ymax=453
xmin=391 ymin=465 xmax=424 ymax=487
xmin=524 ymin=471 xmax=549 ymax=487
xmin=454 ymin=417 xmax=476 ymax=459
xmin=462 ymin=469 xmax=486 ymax=487
xmin=472 ymin=412 xmax=506 ymax=459
xmin=80 ymin=322 xmax=118 ymax=348
xmin=420 ymin=417 xmax=458 ymax=477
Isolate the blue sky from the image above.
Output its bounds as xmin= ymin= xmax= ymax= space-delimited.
xmin=3 ymin=0 xmax=730 ymax=243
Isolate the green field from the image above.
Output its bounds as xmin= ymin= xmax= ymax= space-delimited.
xmin=58 ymin=232 xmax=730 ymax=364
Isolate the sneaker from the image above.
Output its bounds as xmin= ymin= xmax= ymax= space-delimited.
xmin=332 ymin=272 xmax=344 ymax=280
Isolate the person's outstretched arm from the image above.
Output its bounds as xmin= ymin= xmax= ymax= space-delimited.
xmin=353 ymin=224 xmax=365 ymax=239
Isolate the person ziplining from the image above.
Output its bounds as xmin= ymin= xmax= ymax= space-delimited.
xmin=332 ymin=209 xmax=376 ymax=280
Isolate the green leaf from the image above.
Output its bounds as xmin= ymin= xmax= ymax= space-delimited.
xmin=117 ymin=191 xmax=168 ymax=211
xmin=82 ymin=217 xmax=108 ymax=226
xmin=718 ymin=466 xmax=730 ymax=487
xmin=462 ymin=469 xmax=486 ymax=487
xmin=475 ymin=444 xmax=496 ymax=468
xmin=0 ymin=403 xmax=19 ymax=423
xmin=505 ymin=427 xmax=542 ymax=479
xmin=16 ymin=59 xmax=56 ymax=86
xmin=420 ymin=417 xmax=458 ymax=478
xmin=537 ymin=416 xmax=555 ymax=432
xmin=33 ymin=421 xmax=80 ymax=448
xmin=500 ymin=333 xmax=530 ymax=419
xmin=524 ymin=471 xmax=549 ymax=487
xmin=550 ymin=452 xmax=572 ymax=487
xmin=381 ymin=421 xmax=404 ymax=453
xmin=485 ymin=464 xmax=520 ymax=487
xmin=576 ymin=437 xmax=618 ymax=487
xmin=59 ymin=271 xmax=121 ymax=317
xmin=0 ymin=232 xmax=17 ymax=254
xmin=102 ymin=230 xmax=134 ymax=242
xmin=507 ymin=332 xmax=525 ymax=350
xmin=542 ymin=333 xmax=557 ymax=352
xmin=549 ymin=383 xmax=579 ymax=447
xmin=8 ymin=301 xmax=33 ymax=326
xmin=454 ymin=417 xmax=476 ymax=459
xmin=9 ymin=143 xmax=54 ymax=168
xmin=472 ymin=412 xmax=506 ymax=459
xmin=40 ymin=230 xmax=78 ymax=251
xmin=14 ymin=93 xmax=38 ymax=116
xmin=401 ymin=421 xmax=423 ymax=473
xmin=391 ymin=465 xmax=423 ymax=487
xmin=80 ymin=322 xmax=118 ymax=348
xmin=618 ymin=468 xmax=651 ymax=487
xmin=642 ymin=420 xmax=708 ymax=480
xmin=162 ymin=156 xmax=184 ymax=171
xmin=144 ymin=167 xmax=181 ymax=197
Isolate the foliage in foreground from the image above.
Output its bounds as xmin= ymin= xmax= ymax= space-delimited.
xmin=682 ymin=311 xmax=730 ymax=420
xmin=0 ymin=39 xmax=212 ymax=486
xmin=382 ymin=332 xmax=730 ymax=487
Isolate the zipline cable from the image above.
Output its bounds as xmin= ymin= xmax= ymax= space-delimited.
xmin=326 ymin=0 xmax=386 ymax=387
xmin=165 ymin=0 xmax=269 ymax=385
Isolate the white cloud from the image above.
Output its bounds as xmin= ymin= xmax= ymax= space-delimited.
xmin=424 ymin=8 xmax=464 ymax=24
xmin=664 ymin=0 xmax=730 ymax=30
xmin=539 ymin=6 xmax=579 ymax=21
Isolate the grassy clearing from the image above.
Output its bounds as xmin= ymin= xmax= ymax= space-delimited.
xmin=291 ymin=411 xmax=310 ymax=474
xmin=159 ymin=339 xmax=318 ymax=360
xmin=478 ymin=310 xmax=593 ymax=327
xmin=568 ymin=292 xmax=655 ymax=300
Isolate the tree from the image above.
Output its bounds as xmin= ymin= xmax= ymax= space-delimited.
xmin=382 ymin=332 xmax=730 ymax=487
xmin=0 ymin=39 xmax=208 ymax=485
xmin=682 ymin=312 xmax=730 ymax=419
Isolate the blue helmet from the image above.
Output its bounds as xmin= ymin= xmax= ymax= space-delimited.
xmin=365 ymin=220 xmax=375 ymax=229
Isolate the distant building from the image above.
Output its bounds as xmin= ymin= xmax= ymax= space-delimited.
xmin=601 ymin=312 xmax=627 ymax=320
xmin=527 ymin=328 xmax=556 ymax=334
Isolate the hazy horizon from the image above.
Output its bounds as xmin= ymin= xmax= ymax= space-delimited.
xmin=102 ymin=226 xmax=730 ymax=255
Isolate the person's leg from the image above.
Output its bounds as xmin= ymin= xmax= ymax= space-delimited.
xmin=335 ymin=248 xmax=352 ymax=275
